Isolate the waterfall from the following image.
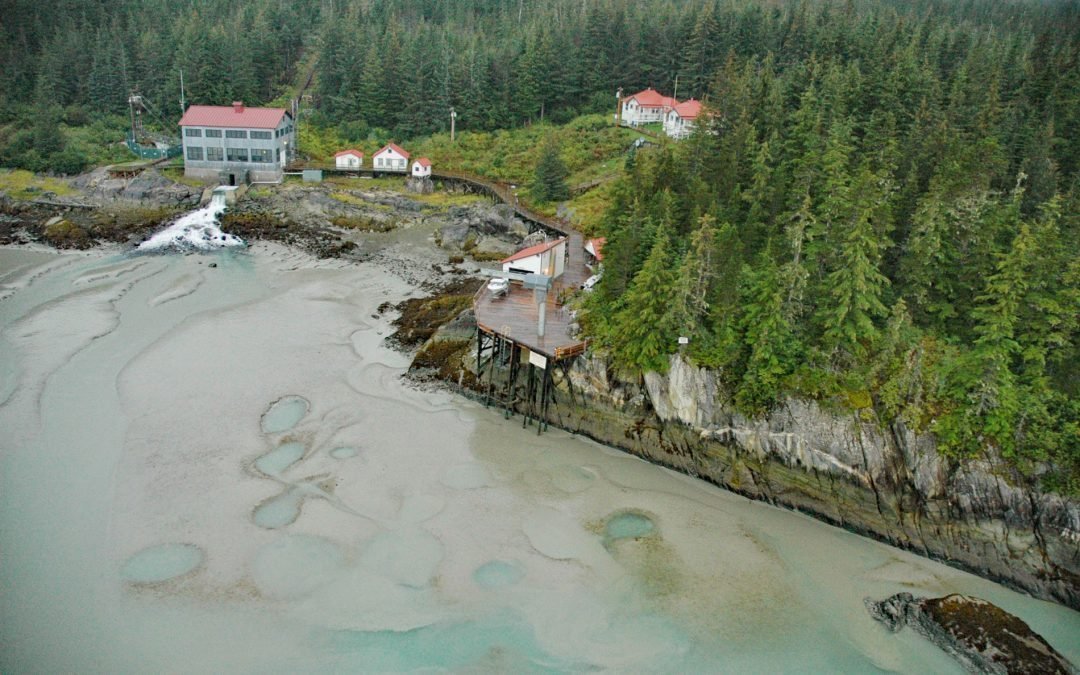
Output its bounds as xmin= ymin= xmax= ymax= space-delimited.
xmin=137 ymin=186 xmax=245 ymax=253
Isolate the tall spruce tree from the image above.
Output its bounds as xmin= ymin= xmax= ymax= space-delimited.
xmin=532 ymin=138 xmax=569 ymax=202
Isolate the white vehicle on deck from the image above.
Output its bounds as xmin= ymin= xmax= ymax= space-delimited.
xmin=487 ymin=277 xmax=510 ymax=297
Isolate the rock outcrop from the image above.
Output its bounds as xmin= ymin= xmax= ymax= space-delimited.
xmin=72 ymin=168 xmax=199 ymax=207
xmin=866 ymin=593 xmax=1076 ymax=674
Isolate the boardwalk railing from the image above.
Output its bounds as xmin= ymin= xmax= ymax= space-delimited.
xmin=285 ymin=162 xmax=573 ymax=238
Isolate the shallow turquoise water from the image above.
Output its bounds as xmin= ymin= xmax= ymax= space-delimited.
xmin=121 ymin=543 xmax=203 ymax=584
xmin=260 ymin=396 xmax=309 ymax=434
xmin=254 ymin=441 xmax=305 ymax=476
xmin=473 ymin=560 xmax=525 ymax=588
xmin=604 ymin=511 xmax=656 ymax=540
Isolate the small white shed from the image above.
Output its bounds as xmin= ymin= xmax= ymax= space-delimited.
xmin=412 ymin=157 xmax=432 ymax=178
xmin=334 ymin=149 xmax=364 ymax=169
xmin=501 ymin=238 xmax=567 ymax=278
xmin=373 ymin=143 xmax=410 ymax=172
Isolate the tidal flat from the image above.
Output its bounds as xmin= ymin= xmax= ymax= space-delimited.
xmin=1 ymin=243 xmax=1077 ymax=673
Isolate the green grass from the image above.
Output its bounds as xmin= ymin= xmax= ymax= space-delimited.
xmin=161 ymin=167 xmax=210 ymax=188
xmin=411 ymin=190 xmax=485 ymax=209
xmin=0 ymin=169 xmax=77 ymax=200
xmin=564 ymin=179 xmax=618 ymax=235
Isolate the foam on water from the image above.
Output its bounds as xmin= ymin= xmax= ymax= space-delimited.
xmin=121 ymin=543 xmax=203 ymax=584
xmin=137 ymin=187 xmax=244 ymax=253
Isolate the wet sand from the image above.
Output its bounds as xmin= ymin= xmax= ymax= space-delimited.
xmin=1 ymin=242 xmax=1077 ymax=673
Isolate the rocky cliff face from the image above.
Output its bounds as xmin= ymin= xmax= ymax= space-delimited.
xmin=505 ymin=352 xmax=1080 ymax=609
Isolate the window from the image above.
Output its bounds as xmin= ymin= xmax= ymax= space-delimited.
xmin=186 ymin=146 xmax=203 ymax=160
xmin=204 ymin=129 xmax=222 ymax=138
xmin=226 ymin=148 xmax=248 ymax=162
xmin=206 ymin=147 xmax=223 ymax=162
xmin=226 ymin=129 xmax=247 ymax=139
xmin=185 ymin=128 xmax=202 ymax=137
xmin=250 ymin=131 xmax=272 ymax=140
xmin=250 ymin=148 xmax=273 ymax=163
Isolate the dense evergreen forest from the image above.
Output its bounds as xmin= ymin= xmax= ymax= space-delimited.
xmin=1 ymin=0 xmax=1077 ymax=492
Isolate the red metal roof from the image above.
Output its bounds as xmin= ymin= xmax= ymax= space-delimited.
xmin=625 ymin=88 xmax=678 ymax=109
xmin=178 ymin=104 xmax=289 ymax=129
xmin=502 ymin=237 xmax=566 ymax=264
xmin=374 ymin=143 xmax=410 ymax=160
xmin=334 ymin=149 xmax=364 ymax=158
xmin=415 ymin=157 xmax=432 ymax=167
xmin=586 ymin=237 xmax=606 ymax=261
xmin=672 ymin=99 xmax=702 ymax=120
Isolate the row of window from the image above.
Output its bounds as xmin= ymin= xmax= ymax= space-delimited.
xmin=184 ymin=127 xmax=292 ymax=139
xmin=375 ymin=157 xmax=406 ymax=167
xmin=186 ymin=146 xmax=278 ymax=163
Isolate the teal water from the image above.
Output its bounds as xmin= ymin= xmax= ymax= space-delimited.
xmin=473 ymin=560 xmax=525 ymax=588
xmin=260 ymin=396 xmax=309 ymax=434
xmin=121 ymin=543 xmax=203 ymax=584
xmin=254 ymin=441 xmax=306 ymax=476
xmin=604 ymin=511 xmax=656 ymax=541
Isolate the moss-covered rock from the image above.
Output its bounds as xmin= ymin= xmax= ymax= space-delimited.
xmin=43 ymin=217 xmax=91 ymax=249
xmin=866 ymin=593 xmax=1075 ymax=674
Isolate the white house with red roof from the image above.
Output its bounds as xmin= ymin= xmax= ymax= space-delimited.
xmin=373 ymin=143 xmax=410 ymax=173
xmin=620 ymin=88 xmax=679 ymax=126
xmin=501 ymin=238 xmax=567 ymax=278
xmin=178 ymin=101 xmax=294 ymax=184
xmin=334 ymin=149 xmax=364 ymax=170
xmin=664 ymin=99 xmax=702 ymax=139
xmin=411 ymin=157 xmax=432 ymax=178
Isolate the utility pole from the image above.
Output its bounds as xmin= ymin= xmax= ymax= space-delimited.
xmin=673 ymin=75 xmax=679 ymax=102
xmin=179 ymin=69 xmax=186 ymax=115
xmin=615 ymin=87 xmax=623 ymax=126
xmin=450 ymin=107 xmax=457 ymax=142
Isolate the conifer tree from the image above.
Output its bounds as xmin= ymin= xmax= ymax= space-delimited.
xmin=817 ymin=162 xmax=892 ymax=358
xmin=612 ymin=226 xmax=679 ymax=373
xmin=532 ymin=138 xmax=569 ymax=202
xmin=735 ymin=251 xmax=802 ymax=416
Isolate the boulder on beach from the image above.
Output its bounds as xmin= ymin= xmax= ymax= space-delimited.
xmin=865 ymin=592 xmax=1076 ymax=674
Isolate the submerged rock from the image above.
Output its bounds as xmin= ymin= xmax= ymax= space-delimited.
xmin=865 ymin=593 xmax=1076 ymax=674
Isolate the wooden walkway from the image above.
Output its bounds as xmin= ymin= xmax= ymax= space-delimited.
xmin=286 ymin=162 xmax=593 ymax=360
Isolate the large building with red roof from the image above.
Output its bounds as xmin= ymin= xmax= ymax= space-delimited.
xmin=620 ymin=88 xmax=679 ymax=126
xmin=178 ymin=101 xmax=295 ymax=184
xmin=664 ymin=99 xmax=702 ymax=139
xmin=620 ymin=88 xmax=705 ymax=139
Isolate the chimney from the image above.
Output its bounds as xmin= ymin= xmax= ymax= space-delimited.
xmin=232 ymin=101 xmax=244 ymax=113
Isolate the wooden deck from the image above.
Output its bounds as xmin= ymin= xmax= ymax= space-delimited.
xmin=287 ymin=161 xmax=594 ymax=360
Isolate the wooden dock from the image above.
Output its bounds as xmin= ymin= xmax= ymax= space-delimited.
xmin=289 ymin=161 xmax=595 ymax=432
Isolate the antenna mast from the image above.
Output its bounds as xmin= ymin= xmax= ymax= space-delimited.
xmin=179 ymin=69 xmax=186 ymax=114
